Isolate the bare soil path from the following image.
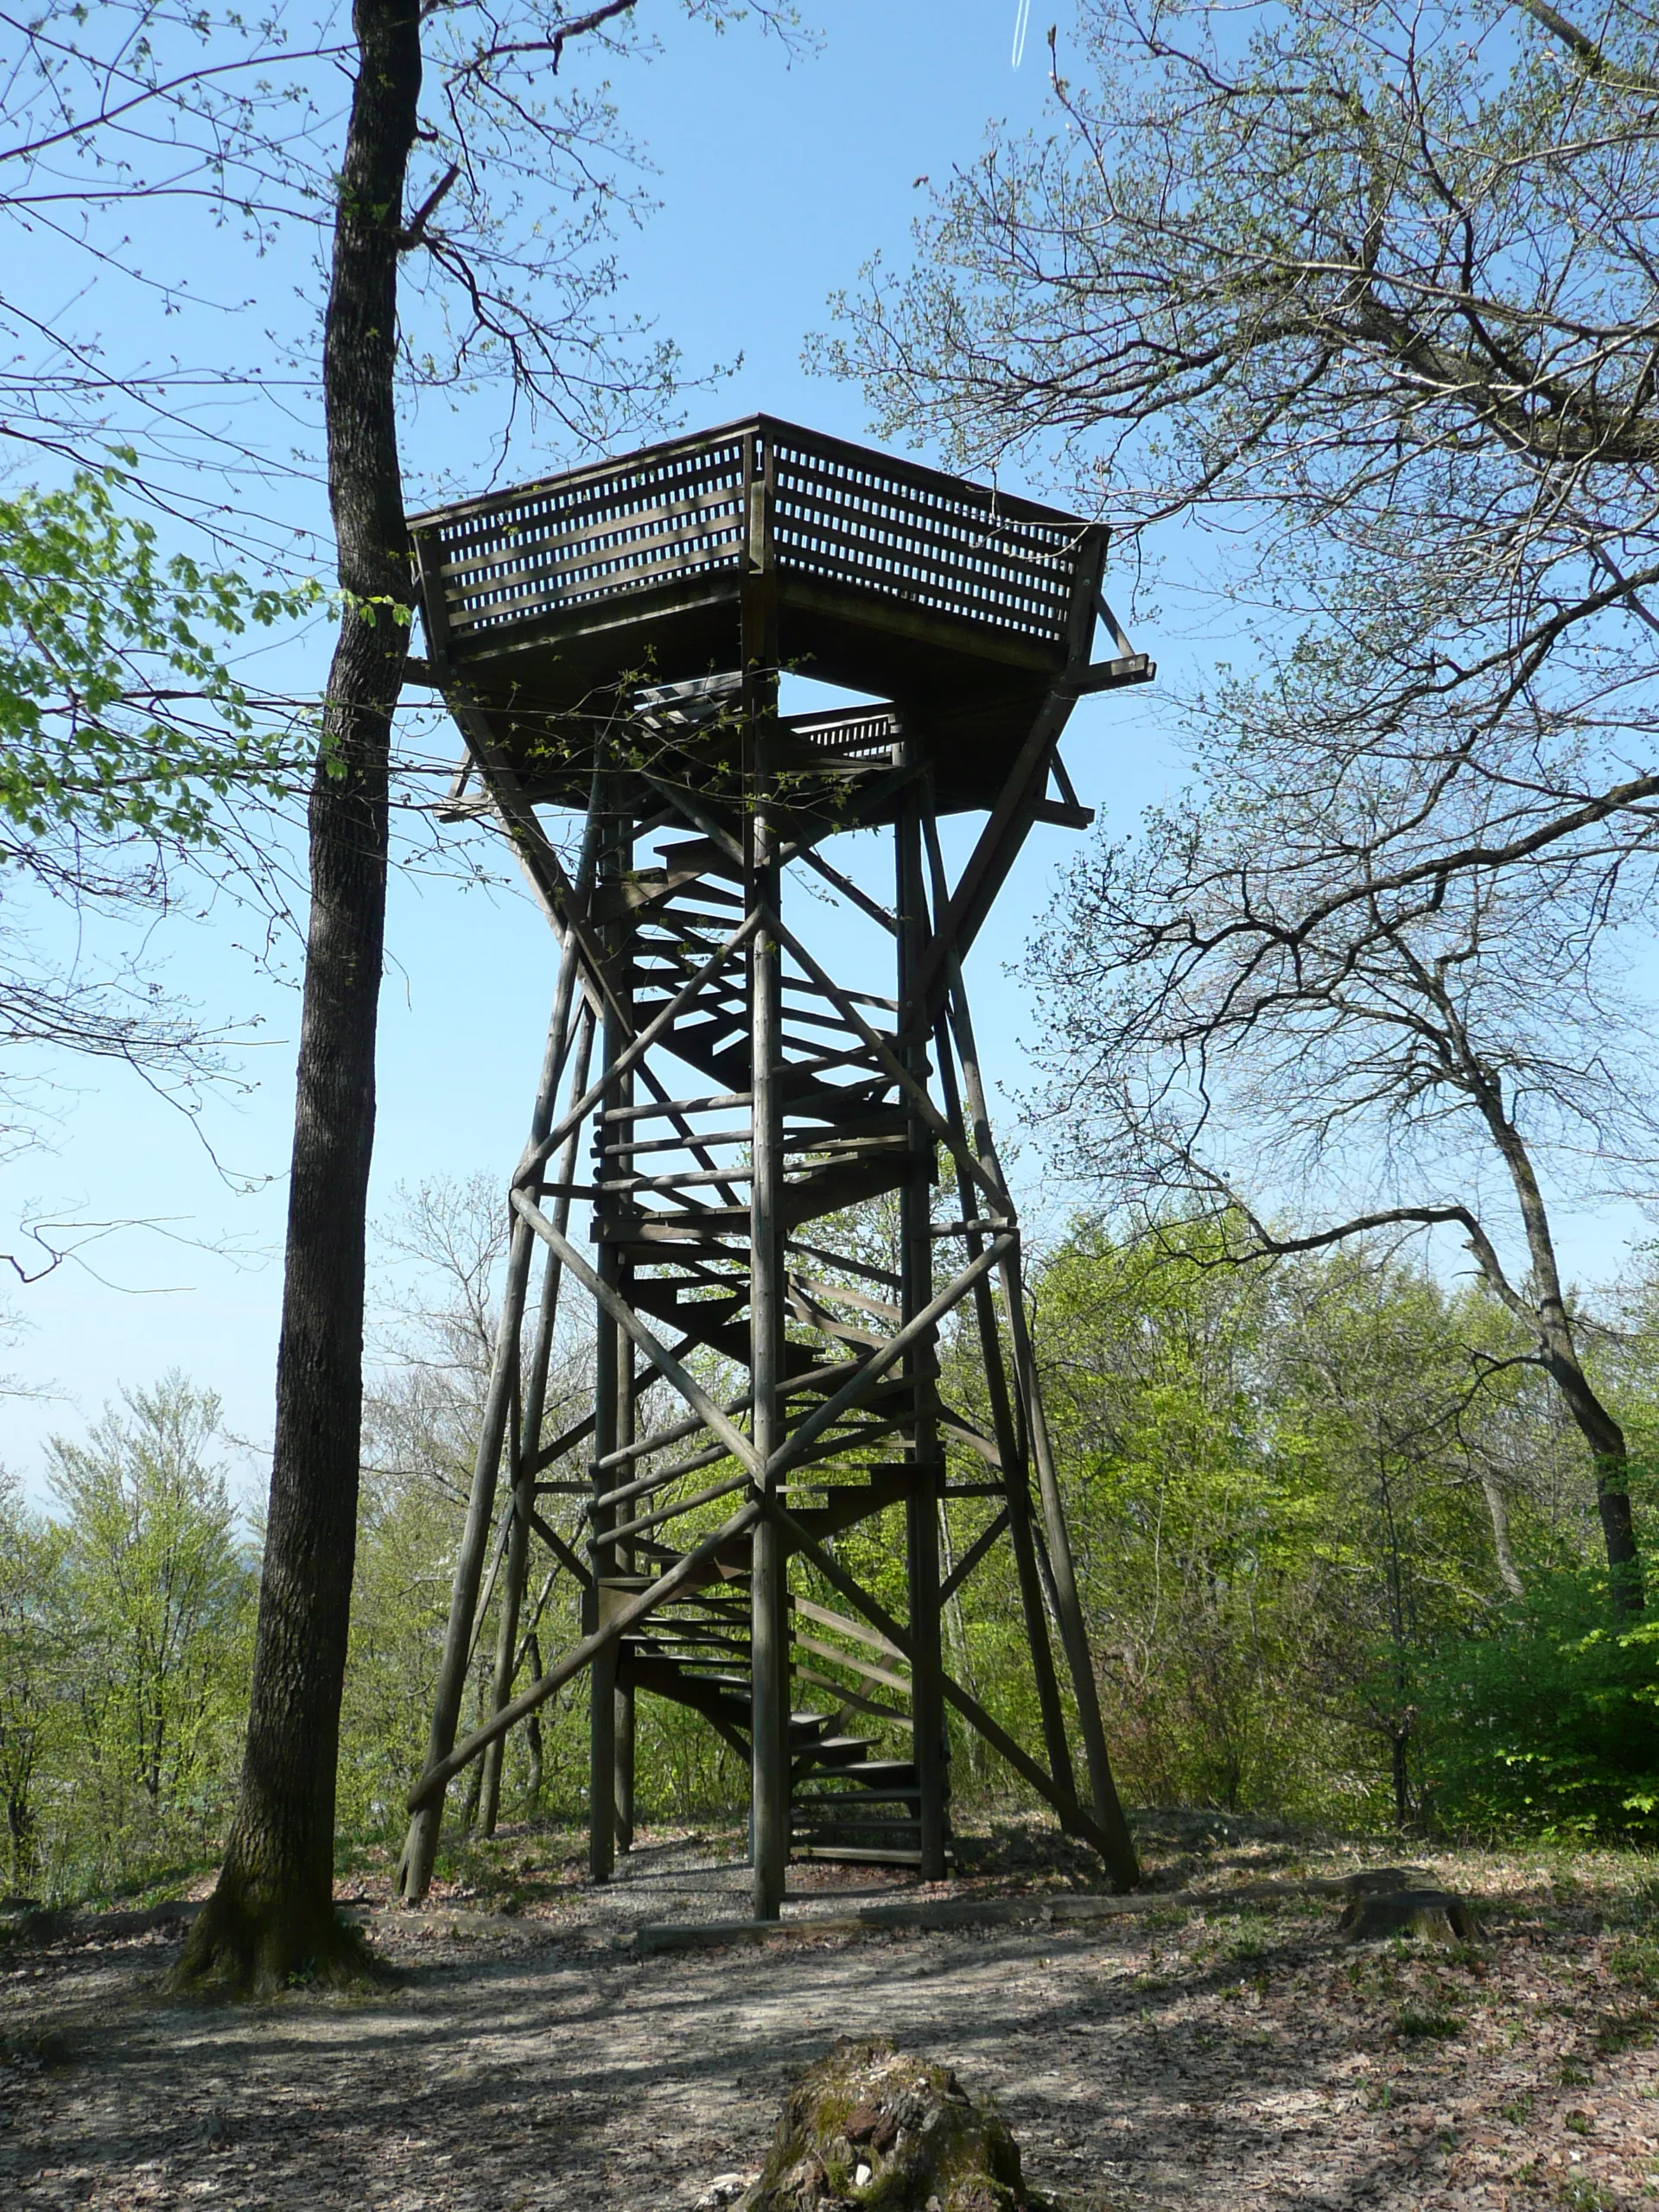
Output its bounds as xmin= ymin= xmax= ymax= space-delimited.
xmin=3 ymin=1815 xmax=1656 ymax=2209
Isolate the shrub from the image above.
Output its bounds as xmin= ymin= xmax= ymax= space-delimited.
xmin=1417 ymin=1569 xmax=1659 ymax=1843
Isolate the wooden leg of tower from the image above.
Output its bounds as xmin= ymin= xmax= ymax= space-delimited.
xmin=1007 ymin=1284 xmax=1141 ymax=1887
xmin=479 ymin=998 xmax=596 ymax=1833
xmin=934 ymin=1018 xmax=1077 ymax=1812
xmin=748 ymin=1161 xmax=788 ymax=1907
xmin=920 ymin=802 xmax=1116 ymax=1842
xmin=899 ymin=783 xmax=947 ymax=1879
xmin=613 ymin=1321 xmax=637 ymax=1856
xmin=907 ymin=1473 xmax=947 ymax=1878
xmin=476 ymin=1397 xmax=528 ymax=1839
xmin=750 ymin=1522 xmax=787 ymax=1915
xmin=613 ymin=1683 xmax=635 ymax=1853
xmin=588 ymin=1258 xmax=620 ymax=1879
xmin=397 ymin=959 xmax=588 ymax=1901
xmin=399 ymin=1227 xmax=531 ymax=1893
xmin=917 ymin=871 xmax=1080 ymax=1814
xmin=588 ymin=1646 xmax=617 ymax=1880
xmin=588 ymin=1261 xmax=620 ymax=1882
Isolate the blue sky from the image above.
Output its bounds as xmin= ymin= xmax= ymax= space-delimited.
xmin=8 ymin=0 xmax=1645 ymax=1505
xmin=1 ymin=2 xmax=1181 ymax=1502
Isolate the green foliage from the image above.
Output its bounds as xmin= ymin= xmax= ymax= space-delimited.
xmin=0 ymin=467 xmax=319 ymax=844
xmin=35 ymin=1376 xmax=255 ymax=1895
xmin=336 ymin=1460 xmax=459 ymax=1838
xmin=1032 ymin=1217 xmax=1519 ymax=1823
xmin=0 ymin=1471 xmax=66 ymax=1891
xmin=1417 ymin=1570 xmax=1659 ymax=1845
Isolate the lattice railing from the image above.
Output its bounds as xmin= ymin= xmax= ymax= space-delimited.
xmin=784 ymin=703 xmax=902 ymax=760
xmin=769 ymin=426 xmax=1075 ymax=645
xmin=412 ymin=417 xmax=1084 ymax=654
xmin=418 ymin=432 xmax=749 ymax=645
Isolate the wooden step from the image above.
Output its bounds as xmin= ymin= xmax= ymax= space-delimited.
xmin=791 ymin=1733 xmax=879 ymax=1770
xmin=656 ymin=835 xmax=744 ymax=883
xmin=590 ymin=861 xmax=741 ymax=920
xmin=621 ymin=1653 xmax=750 ymax=1730
xmin=789 ymin=1846 xmax=948 ymax=1868
xmin=796 ymin=1783 xmax=923 ymax=1807
xmin=798 ymin=1758 xmax=921 ymax=1788
xmin=779 ymin=1079 xmax=895 ymax=1122
xmin=796 ymin=1814 xmax=938 ymax=1849
xmin=781 ymin=1151 xmax=918 ymax=1233
xmin=784 ymin=1465 xmax=913 ymax=1546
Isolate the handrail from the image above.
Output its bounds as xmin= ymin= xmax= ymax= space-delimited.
xmin=410 ymin=416 xmax=1094 ymax=658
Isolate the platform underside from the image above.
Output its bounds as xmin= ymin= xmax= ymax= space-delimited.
xmin=432 ymin=569 xmax=1061 ymax=817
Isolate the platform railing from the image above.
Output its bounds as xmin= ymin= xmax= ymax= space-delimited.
xmin=412 ymin=417 xmax=1085 ymax=656
xmin=767 ymin=424 xmax=1076 ymax=644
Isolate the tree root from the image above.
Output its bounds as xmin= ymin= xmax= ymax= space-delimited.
xmin=169 ymin=1879 xmax=382 ymax=1998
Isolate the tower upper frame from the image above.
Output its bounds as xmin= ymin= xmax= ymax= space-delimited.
xmin=410 ymin=414 xmax=1149 ymax=819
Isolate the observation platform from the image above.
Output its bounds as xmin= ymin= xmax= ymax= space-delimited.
xmin=410 ymin=415 xmax=1149 ymax=817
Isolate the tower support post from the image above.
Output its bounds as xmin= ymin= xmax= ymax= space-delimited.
xmin=922 ymin=825 xmax=1140 ymax=1891
xmin=920 ymin=806 xmax=1079 ymax=1815
xmin=588 ymin=779 xmax=632 ymax=1882
xmin=747 ymin=493 xmax=790 ymax=1920
xmin=397 ymin=806 xmax=597 ymax=1902
xmin=479 ymin=1001 xmax=595 ymax=1836
xmin=898 ymin=772 xmax=948 ymax=1880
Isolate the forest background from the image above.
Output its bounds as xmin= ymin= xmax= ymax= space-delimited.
xmin=4 ymin=0 xmax=1659 ymax=1904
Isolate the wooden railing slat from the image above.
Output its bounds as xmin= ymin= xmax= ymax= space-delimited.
xmin=423 ymin=419 xmax=1087 ymax=653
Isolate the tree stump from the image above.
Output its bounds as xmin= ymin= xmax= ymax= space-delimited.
xmin=744 ymin=2037 xmax=1053 ymax=2211
xmin=1338 ymin=1888 xmax=1483 ymax=1945
xmin=1338 ymin=1867 xmax=1433 ymax=1896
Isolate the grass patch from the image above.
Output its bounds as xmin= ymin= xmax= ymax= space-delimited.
xmin=1594 ymin=2007 xmax=1654 ymax=2056
xmin=1608 ymin=1936 xmax=1659 ymax=1989
xmin=1394 ymin=2007 xmax=1465 ymax=2040
xmin=1557 ymin=2182 xmax=1620 ymax=2211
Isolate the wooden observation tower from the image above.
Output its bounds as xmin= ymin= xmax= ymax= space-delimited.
xmin=397 ymin=417 xmax=1154 ymax=1915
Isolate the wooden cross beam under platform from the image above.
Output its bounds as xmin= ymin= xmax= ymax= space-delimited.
xmin=396 ymin=415 xmax=1155 ymax=1916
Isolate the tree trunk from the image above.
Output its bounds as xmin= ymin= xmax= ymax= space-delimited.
xmin=1479 ymin=1471 xmax=1526 ymax=1599
xmin=177 ymin=0 xmax=419 ymax=1989
xmin=524 ymin=1637 xmax=544 ymax=1804
xmin=1390 ymin=1715 xmax=1414 ymax=1830
xmin=7 ymin=1789 xmax=36 ymax=1884
xmin=1474 ymin=1076 xmax=1643 ymax=1618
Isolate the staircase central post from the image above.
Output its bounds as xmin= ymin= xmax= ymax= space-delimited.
xmin=588 ymin=772 xmax=632 ymax=1882
xmin=613 ymin=1287 xmax=637 ymax=1855
xmin=899 ymin=772 xmax=948 ymax=1879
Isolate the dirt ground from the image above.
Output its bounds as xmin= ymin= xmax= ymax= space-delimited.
xmin=3 ymin=1812 xmax=1659 ymax=2211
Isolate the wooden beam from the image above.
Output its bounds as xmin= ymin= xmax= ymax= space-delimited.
xmin=938 ymin=1509 xmax=1011 ymax=1605
xmin=404 ymin=1497 xmax=765 ymax=1812
xmin=509 ymin=1191 xmax=763 ymax=1478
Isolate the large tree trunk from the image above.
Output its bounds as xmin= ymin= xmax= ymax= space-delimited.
xmin=1477 ymin=1079 xmax=1643 ymax=1619
xmin=177 ymin=0 xmax=419 ymax=1989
